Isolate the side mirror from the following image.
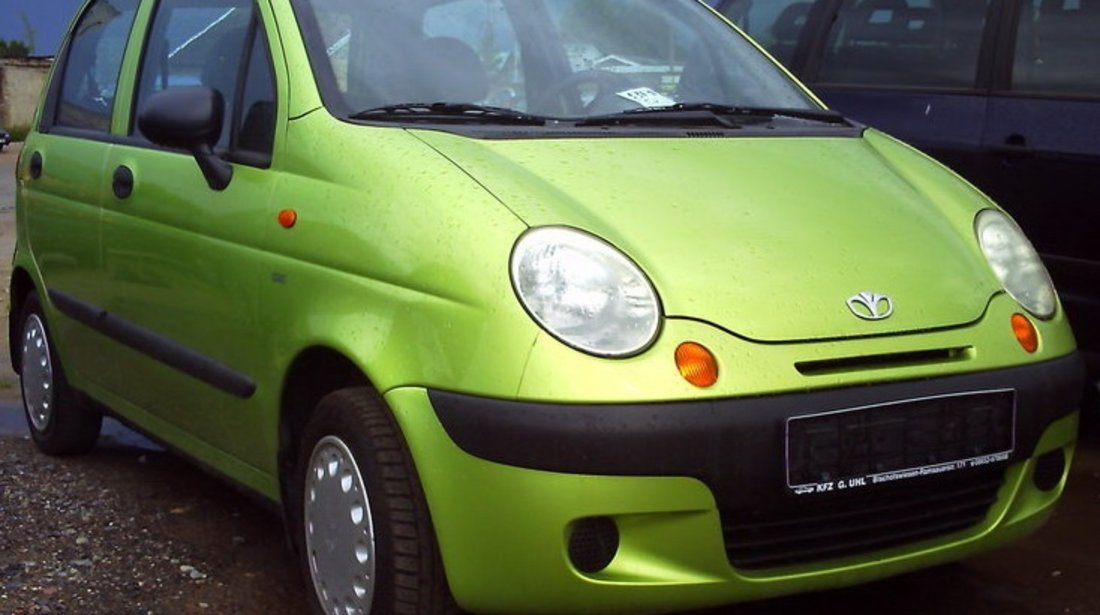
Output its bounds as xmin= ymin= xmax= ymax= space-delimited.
xmin=138 ymin=86 xmax=233 ymax=191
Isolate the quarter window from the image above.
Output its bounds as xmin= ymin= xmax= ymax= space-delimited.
xmin=817 ymin=0 xmax=990 ymax=89
xmin=1012 ymin=0 xmax=1100 ymax=96
xmin=134 ymin=0 xmax=276 ymax=160
xmin=55 ymin=0 xmax=140 ymax=132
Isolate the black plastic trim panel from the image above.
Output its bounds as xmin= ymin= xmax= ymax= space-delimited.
xmin=430 ymin=353 xmax=1084 ymax=512
xmin=48 ymin=289 xmax=256 ymax=399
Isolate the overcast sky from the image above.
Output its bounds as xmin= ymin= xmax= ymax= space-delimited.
xmin=1 ymin=0 xmax=84 ymax=56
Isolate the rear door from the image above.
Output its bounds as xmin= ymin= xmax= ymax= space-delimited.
xmin=807 ymin=0 xmax=998 ymax=180
xmin=23 ymin=0 xmax=141 ymax=389
xmin=714 ymin=0 xmax=999 ymax=180
xmin=979 ymin=0 xmax=1100 ymax=352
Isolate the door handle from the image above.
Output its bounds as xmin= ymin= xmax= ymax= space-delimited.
xmin=29 ymin=151 xmax=43 ymax=179
xmin=989 ymin=134 xmax=1034 ymax=159
xmin=112 ymin=165 xmax=134 ymax=199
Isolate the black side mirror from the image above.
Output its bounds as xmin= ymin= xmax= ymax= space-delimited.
xmin=138 ymin=86 xmax=233 ymax=191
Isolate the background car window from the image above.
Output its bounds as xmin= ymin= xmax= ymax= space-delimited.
xmin=1012 ymin=0 xmax=1100 ymax=96
xmin=55 ymin=0 xmax=140 ymax=132
xmin=817 ymin=0 xmax=990 ymax=88
xmin=135 ymin=0 xmax=275 ymax=159
xmin=723 ymin=0 xmax=813 ymax=67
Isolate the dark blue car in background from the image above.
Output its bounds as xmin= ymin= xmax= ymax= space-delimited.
xmin=709 ymin=0 xmax=1100 ymax=401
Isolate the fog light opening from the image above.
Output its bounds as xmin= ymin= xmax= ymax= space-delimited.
xmin=567 ymin=517 xmax=619 ymax=574
xmin=1011 ymin=313 xmax=1039 ymax=353
xmin=1033 ymin=449 xmax=1066 ymax=492
xmin=676 ymin=342 xmax=719 ymax=388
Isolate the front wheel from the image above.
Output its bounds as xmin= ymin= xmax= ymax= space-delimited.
xmin=18 ymin=291 xmax=102 ymax=455
xmin=294 ymin=388 xmax=456 ymax=615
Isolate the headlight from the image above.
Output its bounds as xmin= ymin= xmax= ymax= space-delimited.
xmin=510 ymin=227 xmax=661 ymax=357
xmin=975 ymin=209 xmax=1056 ymax=319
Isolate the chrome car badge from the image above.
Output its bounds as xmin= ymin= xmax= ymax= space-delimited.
xmin=847 ymin=291 xmax=894 ymax=321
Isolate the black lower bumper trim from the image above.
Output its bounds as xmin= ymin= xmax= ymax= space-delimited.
xmin=432 ymin=354 xmax=1083 ymax=569
xmin=430 ymin=353 xmax=1083 ymax=503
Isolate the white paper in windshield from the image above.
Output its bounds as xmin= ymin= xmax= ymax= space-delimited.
xmin=615 ymin=87 xmax=676 ymax=109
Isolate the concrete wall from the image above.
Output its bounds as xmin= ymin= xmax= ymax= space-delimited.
xmin=0 ymin=58 xmax=53 ymax=132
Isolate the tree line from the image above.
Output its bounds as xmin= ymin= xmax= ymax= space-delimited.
xmin=0 ymin=39 xmax=31 ymax=58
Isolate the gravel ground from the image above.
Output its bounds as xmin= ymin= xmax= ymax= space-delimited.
xmin=0 ymin=433 xmax=309 ymax=614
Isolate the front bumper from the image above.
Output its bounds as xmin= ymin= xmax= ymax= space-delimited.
xmin=386 ymin=353 xmax=1083 ymax=615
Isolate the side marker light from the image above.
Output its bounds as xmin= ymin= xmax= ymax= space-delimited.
xmin=278 ymin=209 xmax=298 ymax=229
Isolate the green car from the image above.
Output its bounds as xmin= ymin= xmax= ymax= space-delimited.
xmin=10 ymin=0 xmax=1086 ymax=613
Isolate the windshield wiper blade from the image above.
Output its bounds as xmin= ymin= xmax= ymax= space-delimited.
xmin=350 ymin=102 xmax=546 ymax=126
xmin=579 ymin=103 xmax=848 ymax=127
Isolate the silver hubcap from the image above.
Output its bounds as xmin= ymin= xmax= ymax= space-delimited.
xmin=21 ymin=314 xmax=54 ymax=432
xmin=305 ymin=435 xmax=377 ymax=615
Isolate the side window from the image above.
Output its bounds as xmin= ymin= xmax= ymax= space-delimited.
xmin=55 ymin=0 xmax=140 ymax=132
xmin=727 ymin=0 xmax=814 ymax=67
xmin=1012 ymin=0 xmax=1100 ymax=96
xmin=817 ymin=0 xmax=990 ymax=88
xmin=135 ymin=0 xmax=276 ymax=160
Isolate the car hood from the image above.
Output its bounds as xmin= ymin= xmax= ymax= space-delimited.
xmin=412 ymin=128 xmax=1000 ymax=343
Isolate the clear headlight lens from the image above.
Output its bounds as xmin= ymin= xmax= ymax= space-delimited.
xmin=976 ymin=209 xmax=1056 ymax=319
xmin=510 ymin=227 xmax=661 ymax=357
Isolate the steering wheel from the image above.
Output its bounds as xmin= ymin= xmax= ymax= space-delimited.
xmin=532 ymin=70 xmax=630 ymax=115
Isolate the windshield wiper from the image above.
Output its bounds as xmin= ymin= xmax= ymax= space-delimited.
xmin=350 ymin=102 xmax=546 ymax=126
xmin=578 ymin=103 xmax=848 ymax=128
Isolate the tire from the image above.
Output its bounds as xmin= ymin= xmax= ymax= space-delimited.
xmin=294 ymin=388 xmax=457 ymax=615
xmin=18 ymin=292 xmax=102 ymax=455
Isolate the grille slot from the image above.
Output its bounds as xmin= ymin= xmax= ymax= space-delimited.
xmin=722 ymin=469 xmax=1003 ymax=569
xmin=686 ymin=130 xmax=726 ymax=138
xmin=795 ymin=347 xmax=973 ymax=376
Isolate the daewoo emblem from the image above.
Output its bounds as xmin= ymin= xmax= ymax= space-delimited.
xmin=846 ymin=291 xmax=894 ymax=321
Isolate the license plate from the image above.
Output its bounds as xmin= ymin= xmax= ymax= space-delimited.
xmin=786 ymin=390 xmax=1015 ymax=496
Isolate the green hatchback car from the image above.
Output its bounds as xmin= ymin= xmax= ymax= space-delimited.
xmin=11 ymin=0 xmax=1086 ymax=614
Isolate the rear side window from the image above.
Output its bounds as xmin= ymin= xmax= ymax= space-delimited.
xmin=134 ymin=0 xmax=276 ymax=161
xmin=817 ymin=0 xmax=990 ymax=89
xmin=1012 ymin=0 xmax=1100 ymax=96
xmin=55 ymin=0 xmax=140 ymax=132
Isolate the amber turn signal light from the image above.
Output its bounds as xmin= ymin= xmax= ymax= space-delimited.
xmin=676 ymin=342 xmax=719 ymax=388
xmin=1011 ymin=313 xmax=1039 ymax=353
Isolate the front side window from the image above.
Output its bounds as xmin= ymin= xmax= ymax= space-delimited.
xmin=134 ymin=0 xmax=276 ymax=158
xmin=817 ymin=0 xmax=990 ymax=89
xmin=55 ymin=0 xmax=141 ymax=132
xmin=292 ymin=0 xmax=815 ymax=120
xmin=1012 ymin=0 xmax=1100 ymax=96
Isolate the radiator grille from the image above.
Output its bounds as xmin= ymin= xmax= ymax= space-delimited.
xmin=723 ymin=467 xmax=1004 ymax=570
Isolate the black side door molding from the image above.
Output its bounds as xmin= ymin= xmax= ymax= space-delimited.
xmin=48 ymin=289 xmax=257 ymax=399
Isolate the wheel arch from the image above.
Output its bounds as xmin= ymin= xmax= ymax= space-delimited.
xmin=8 ymin=266 xmax=36 ymax=374
xmin=277 ymin=346 xmax=372 ymax=511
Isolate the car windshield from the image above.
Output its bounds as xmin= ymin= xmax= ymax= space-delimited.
xmin=291 ymin=0 xmax=818 ymax=122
